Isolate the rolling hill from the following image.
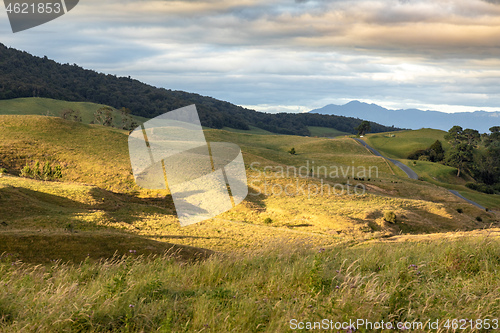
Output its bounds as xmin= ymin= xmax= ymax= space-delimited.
xmin=1 ymin=115 xmax=498 ymax=260
xmin=1 ymin=115 xmax=500 ymax=332
xmin=0 ymin=97 xmax=147 ymax=127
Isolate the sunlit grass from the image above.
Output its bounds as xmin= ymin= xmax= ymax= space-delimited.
xmin=1 ymin=236 xmax=500 ymax=332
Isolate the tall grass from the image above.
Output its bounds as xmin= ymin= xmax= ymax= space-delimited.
xmin=1 ymin=236 xmax=500 ymax=332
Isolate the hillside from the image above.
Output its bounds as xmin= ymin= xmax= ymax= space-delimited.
xmin=362 ymin=128 xmax=449 ymax=160
xmin=0 ymin=44 xmax=400 ymax=136
xmin=1 ymin=115 xmax=498 ymax=261
xmin=310 ymin=100 xmax=500 ymax=133
xmin=0 ymin=97 xmax=147 ymax=127
xmin=361 ymin=129 xmax=500 ymax=208
xmin=1 ymin=115 xmax=500 ymax=331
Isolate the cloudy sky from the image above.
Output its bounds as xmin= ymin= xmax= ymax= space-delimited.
xmin=1 ymin=0 xmax=500 ymax=113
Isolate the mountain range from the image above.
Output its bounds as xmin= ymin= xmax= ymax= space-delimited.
xmin=309 ymin=101 xmax=500 ymax=133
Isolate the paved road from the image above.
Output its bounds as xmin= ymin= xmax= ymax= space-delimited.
xmin=354 ymin=138 xmax=418 ymax=179
xmin=448 ymin=190 xmax=486 ymax=210
xmin=353 ymin=138 xmax=486 ymax=210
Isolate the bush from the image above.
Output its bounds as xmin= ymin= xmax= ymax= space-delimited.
xmin=407 ymin=149 xmax=427 ymax=160
xmin=466 ymin=183 xmax=495 ymax=194
xmin=264 ymin=217 xmax=273 ymax=224
xmin=456 ymin=208 xmax=463 ymax=214
xmin=384 ymin=211 xmax=397 ymax=223
xmin=20 ymin=164 xmax=32 ymax=178
xmin=42 ymin=162 xmax=52 ymax=180
xmin=288 ymin=148 xmax=296 ymax=155
xmin=20 ymin=161 xmax=62 ymax=181
xmin=0 ymin=168 xmax=6 ymax=174
xmin=476 ymin=216 xmax=483 ymax=222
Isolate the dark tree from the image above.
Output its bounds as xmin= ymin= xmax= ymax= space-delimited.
xmin=355 ymin=121 xmax=371 ymax=136
xmin=445 ymin=126 xmax=476 ymax=177
xmin=94 ymin=107 xmax=114 ymax=127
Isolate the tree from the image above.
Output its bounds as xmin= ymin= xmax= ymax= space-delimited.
xmin=61 ymin=108 xmax=82 ymax=122
xmin=444 ymin=125 xmax=464 ymax=147
xmin=475 ymin=126 xmax=500 ymax=184
xmin=355 ymin=121 xmax=371 ymax=136
xmin=446 ymin=143 xmax=474 ymax=177
xmin=444 ymin=126 xmax=476 ymax=177
xmin=120 ymin=107 xmax=139 ymax=131
xmin=428 ymin=140 xmax=445 ymax=162
xmin=463 ymin=128 xmax=480 ymax=146
xmin=94 ymin=107 xmax=114 ymax=126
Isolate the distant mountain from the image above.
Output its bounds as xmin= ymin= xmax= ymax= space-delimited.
xmin=0 ymin=44 xmax=399 ymax=136
xmin=309 ymin=101 xmax=500 ymax=133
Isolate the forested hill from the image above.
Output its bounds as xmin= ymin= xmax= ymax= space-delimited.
xmin=0 ymin=43 xmax=399 ymax=136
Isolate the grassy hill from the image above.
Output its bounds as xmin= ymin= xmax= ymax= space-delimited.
xmin=307 ymin=126 xmax=350 ymax=137
xmin=362 ymin=128 xmax=450 ymax=160
xmin=0 ymin=97 xmax=147 ymax=127
xmin=361 ymin=129 xmax=500 ymax=209
xmin=1 ymin=115 xmax=500 ymax=331
xmin=1 ymin=115 xmax=497 ymax=257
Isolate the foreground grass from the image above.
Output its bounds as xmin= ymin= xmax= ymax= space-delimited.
xmin=1 ymin=235 xmax=500 ymax=332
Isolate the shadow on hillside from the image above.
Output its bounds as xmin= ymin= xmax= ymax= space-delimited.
xmin=0 ymin=231 xmax=214 ymax=264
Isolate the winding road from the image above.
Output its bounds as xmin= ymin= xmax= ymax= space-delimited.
xmin=353 ymin=138 xmax=486 ymax=210
xmin=354 ymin=138 xmax=418 ymax=180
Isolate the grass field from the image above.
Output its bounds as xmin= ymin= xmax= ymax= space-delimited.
xmin=307 ymin=126 xmax=350 ymax=137
xmin=1 ymin=234 xmax=500 ymax=332
xmin=363 ymin=128 xmax=449 ymax=160
xmin=1 ymin=114 xmax=500 ymax=331
xmin=1 ymin=115 xmax=498 ymax=259
xmin=362 ymin=129 xmax=500 ymax=209
xmin=0 ymin=115 xmax=500 ymax=333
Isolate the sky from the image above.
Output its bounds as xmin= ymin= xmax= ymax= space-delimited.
xmin=1 ymin=0 xmax=500 ymax=114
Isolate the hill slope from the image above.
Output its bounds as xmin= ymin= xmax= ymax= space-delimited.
xmin=0 ymin=97 xmax=147 ymax=127
xmin=0 ymin=43 xmax=399 ymax=136
xmin=1 ymin=115 xmax=498 ymax=261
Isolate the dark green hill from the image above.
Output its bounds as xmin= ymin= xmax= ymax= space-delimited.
xmin=0 ymin=43 xmax=399 ymax=136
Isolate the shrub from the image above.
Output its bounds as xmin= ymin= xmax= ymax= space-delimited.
xmin=466 ymin=183 xmax=495 ymax=194
xmin=288 ymin=148 xmax=296 ymax=155
xmin=456 ymin=208 xmax=463 ymax=214
xmin=33 ymin=161 xmax=41 ymax=179
xmin=20 ymin=161 xmax=62 ymax=181
xmin=42 ymin=162 xmax=53 ymax=180
xmin=20 ymin=164 xmax=32 ymax=178
xmin=54 ymin=165 xmax=63 ymax=179
xmin=0 ymin=168 xmax=6 ymax=174
xmin=476 ymin=216 xmax=483 ymax=222
xmin=384 ymin=211 xmax=397 ymax=223
xmin=264 ymin=217 xmax=273 ymax=224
